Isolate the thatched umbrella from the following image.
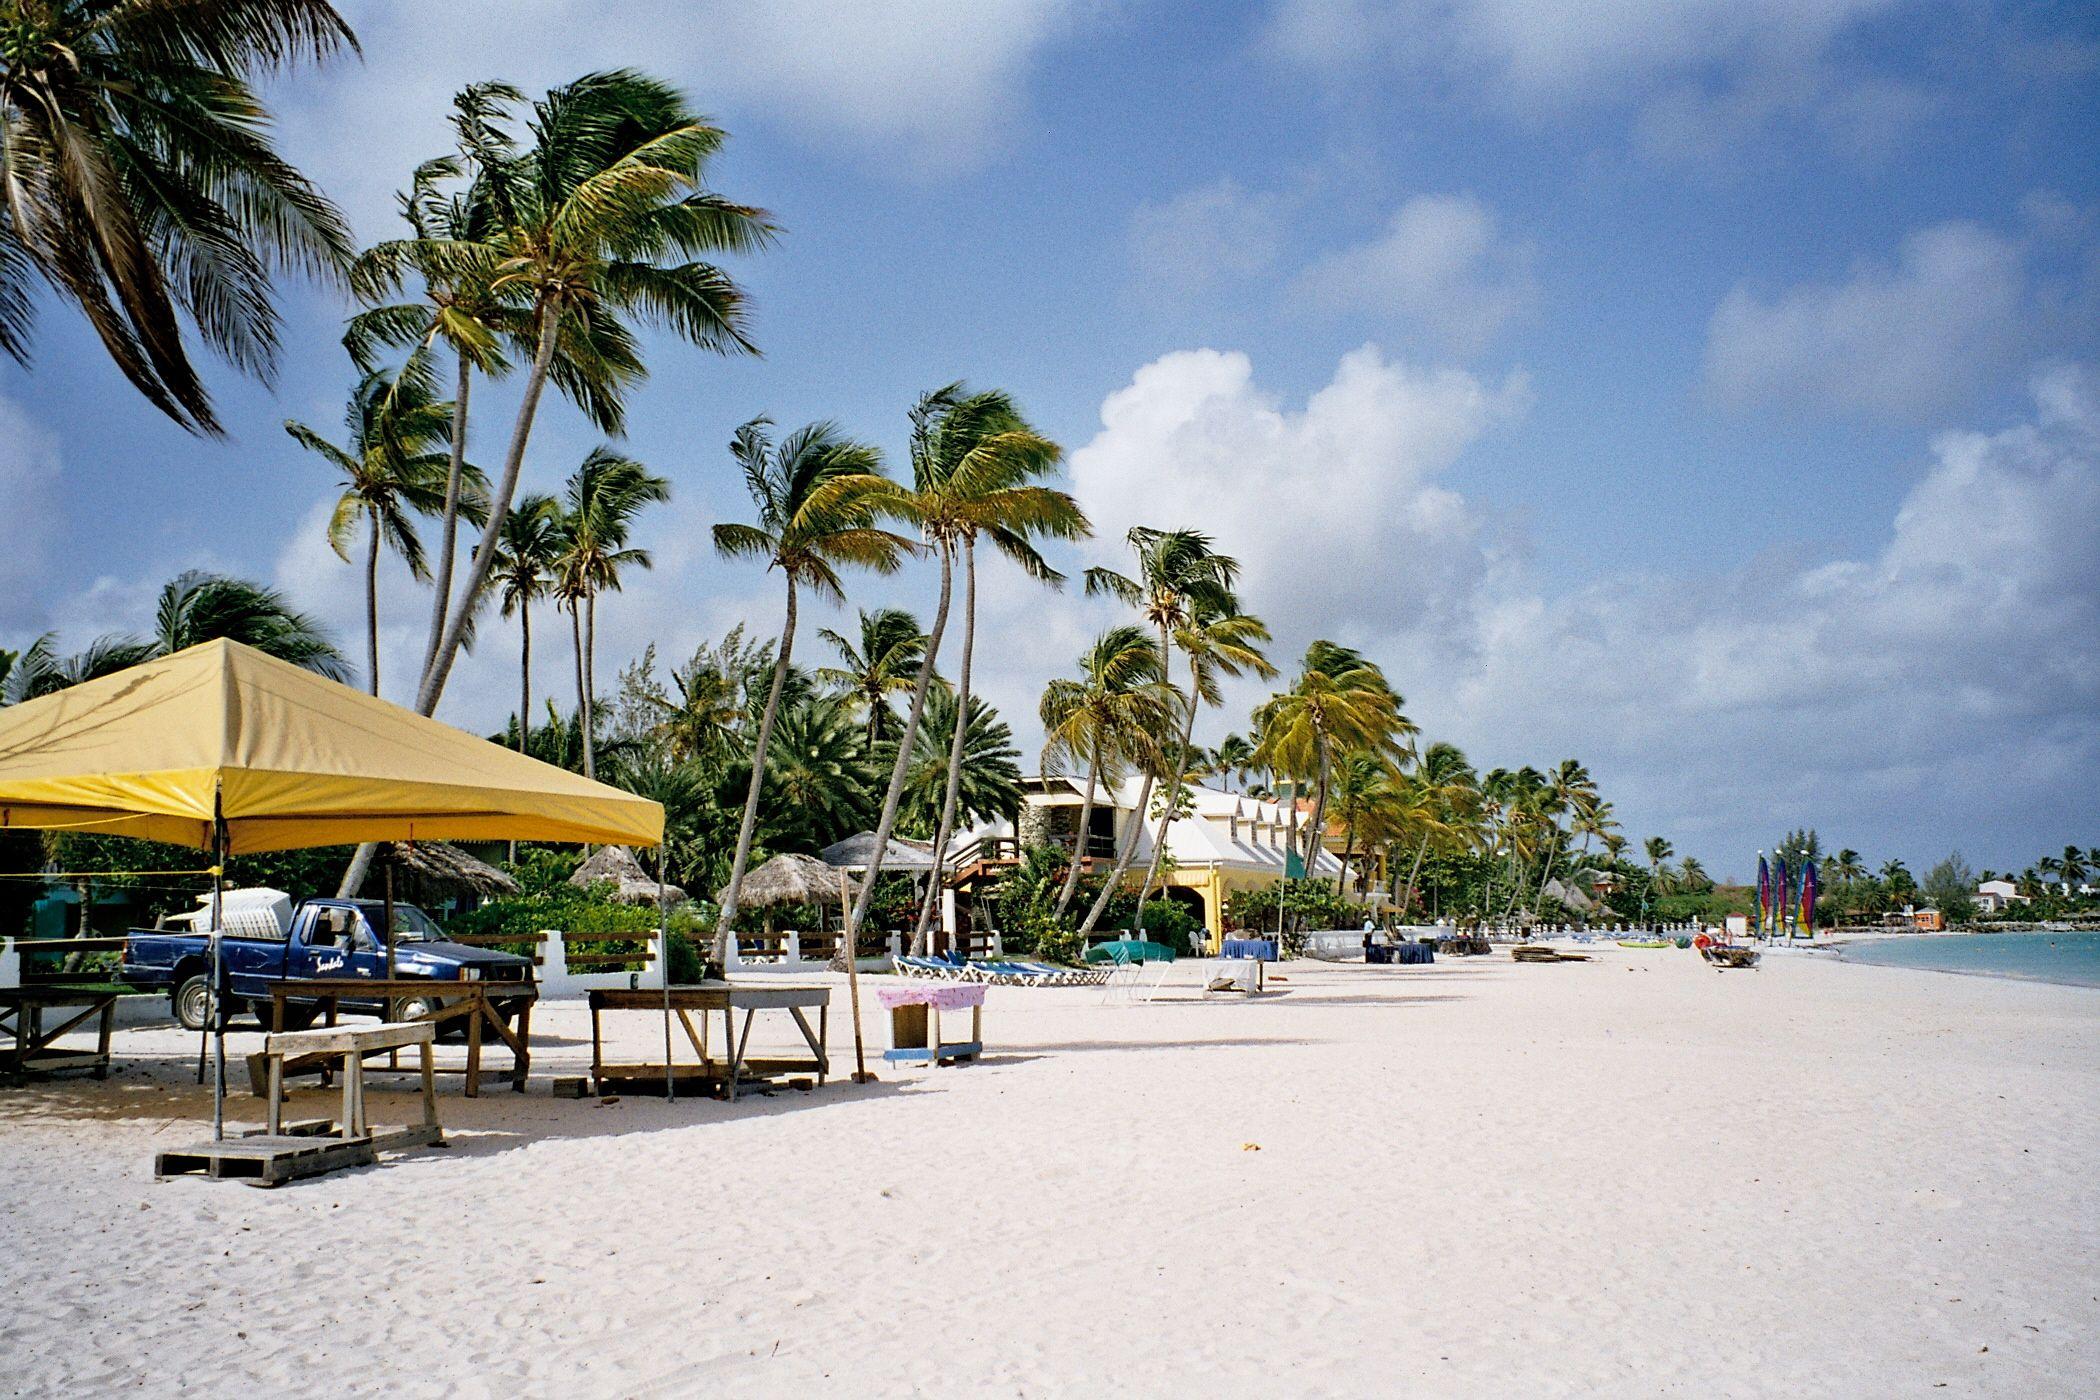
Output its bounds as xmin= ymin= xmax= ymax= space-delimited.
xmin=386 ymin=841 xmax=520 ymax=901
xmin=572 ymin=844 xmax=685 ymax=905
xmin=720 ymin=852 xmax=859 ymax=910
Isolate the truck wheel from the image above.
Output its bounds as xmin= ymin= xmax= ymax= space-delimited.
xmin=174 ymin=975 xmax=213 ymax=1032
xmin=394 ymin=993 xmax=442 ymax=1023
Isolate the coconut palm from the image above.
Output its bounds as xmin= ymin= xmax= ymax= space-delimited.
xmin=890 ymin=687 xmax=1022 ymax=842
xmin=1128 ymin=599 xmax=1274 ymax=916
xmin=551 ymin=447 xmax=668 ymax=778
xmin=354 ymin=71 xmax=775 ymax=717
xmin=843 ymin=386 xmax=1085 ymax=949
xmin=2053 ymin=845 xmax=2089 ymax=892
xmin=486 ymin=494 xmax=561 ymax=752
xmin=646 ymin=629 xmax=763 ymax=770
xmin=758 ymin=697 xmax=881 ymax=850
xmin=0 ymin=0 xmax=357 ymax=434
xmin=817 ymin=608 xmax=929 ymax=745
xmin=1077 ymin=529 xmax=1244 ymax=934
xmin=1395 ymin=741 xmax=1479 ymax=919
xmin=284 ymin=357 xmax=476 ymax=695
xmin=852 ymin=386 xmax=1080 ymax=952
xmin=1213 ymin=733 xmax=1257 ymax=792
xmin=1039 ymin=625 xmax=1176 ymax=921
xmin=1250 ymin=641 xmax=1412 ymax=926
xmin=711 ymin=418 xmax=909 ymax=956
xmin=1531 ymin=759 xmax=1597 ymax=913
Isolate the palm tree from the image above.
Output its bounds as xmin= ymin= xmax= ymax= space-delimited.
xmin=646 ymin=630 xmax=761 ymax=770
xmin=1039 ymin=625 xmax=1177 ymax=921
xmin=486 ymin=494 xmax=561 ymax=753
xmin=1531 ymin=759 xmax=1597 ymax=913
xmin=1213 ymin=733 xmax=1257 ymax=792
xmin=817 ymin=608 xmax=929 ymax=746
xmin=1077 ymin=528 xmax=1242 ymax=934
xmin=843 ymin=386 xmax=1084 ymax=949
xmin=1129 ymin=599 xmax=1274 ymax=916
xmin=0 ymin=0 xmax=357 ymax=434
xmin=891 ymin=688 xmax=1022 ymax=841
xmin=551 ymin=446 xmax=668 ymax=778
xmin=1251 ymin=641 xmax=1412 ymax=928
xmin=854 ymin=386 xmax=1081 ymax=953
xmin=2054 ymin=845 xmax=2089 ymax=893
xmin=1642 ymin=836 xmax=1673 ymax=917
xmin=1396 ymin=741 xmax=1478 ymax=919
xmin=355 ymin=71 xmax=775 ymax=718
xmin=285 ymin=357 xmax=476 ymax=695
xmin=712 ymin=419 xmax=909 ymax=957
xmin=759 ymin=697 xmax=881 ymax=849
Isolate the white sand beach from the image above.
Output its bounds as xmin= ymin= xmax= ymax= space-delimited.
xmin=3 ymin=947 xmax=2096 ymax=1398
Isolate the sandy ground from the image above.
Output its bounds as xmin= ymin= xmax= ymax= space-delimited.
xmin=2 ymin=947 xmax=2095 ymax=1398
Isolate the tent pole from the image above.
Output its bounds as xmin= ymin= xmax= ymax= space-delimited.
xmin=659 ymin=838 xmax=674 ymax=1102
xmin=210 ymin=787 xmax=226 ymax=1142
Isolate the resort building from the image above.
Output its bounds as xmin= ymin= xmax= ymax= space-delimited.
xmin=1974 ymin=878 xmax=2029 ymax=914
xmin=964 ymin=776 xmax=1349 ymax=942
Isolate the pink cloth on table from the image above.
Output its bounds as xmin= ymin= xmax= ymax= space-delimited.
xmin=877 ymin=983 xmax=987 ymax=1010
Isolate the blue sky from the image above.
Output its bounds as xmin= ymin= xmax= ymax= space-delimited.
xmin=4 ymin=0 xmax=2097 ymax=879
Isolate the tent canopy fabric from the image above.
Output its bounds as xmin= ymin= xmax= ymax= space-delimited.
xmin=0 ymin=639 xmax=663 ymax=853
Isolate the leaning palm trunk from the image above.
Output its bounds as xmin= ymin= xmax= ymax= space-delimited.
xmin=569 ymin=602 xmax=588 ymax=775
xmin=342 ymin=311 xmax=560 ymax=897
xmin=1295 ymin=741 xmax=1332 ymax=937
xmin=1078 ymin=621 xmax=1172 ymax=935
xmin=1532 ymin=830 xmax=1564 ymax=914
xmin=846 ymin=542 xmax=954 ymax=941
xmin=1131 ymin=650 xmax=1201 ymax=914
xmin=913 ymin=541 xmax=977 ymax=953
xmin=516 ymin=606 xmax=532 ymax=755
xmin=1052 ymin=746 xmax=1102 ymax=921
xmin=419 ymin=356 xmax=472 ymax=681
xmin=716 ymin=579 xmax=798 ymax=966
xmin=1399 ymin=831 xmax=1431 ymax=920
xmin=364 ymin=508 xmax=382 ymax=697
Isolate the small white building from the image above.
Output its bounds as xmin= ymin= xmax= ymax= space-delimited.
xmin=1975 ymin=879 xmax=2027 ymax=914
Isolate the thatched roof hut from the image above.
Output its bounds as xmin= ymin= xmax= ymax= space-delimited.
xmin=385 ymin=841 xmax=519 ymax=897
xmin=571 ymin=844 xmax=684 ymax=905
xmin=722 ymin=852 xmax=860 ymax=910
xmin=819 ymin=831 xmax=936 ymax=873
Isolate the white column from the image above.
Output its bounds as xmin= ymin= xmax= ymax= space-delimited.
xmin=0 ymin=937 xmax=18 ymax=990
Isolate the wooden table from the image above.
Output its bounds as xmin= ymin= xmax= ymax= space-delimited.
xmin=160 ymin=1021 xmax=442 ymax=1187
xmin=589 ymin=983 xmax=830 ymax=1100
xmin=256 ymin=979 xmax=535 ymax=1097
xmin=0 ymin=984 xmax=120 ymax=1082
xmin=877 ymin=983 xmax=986 ymax=1066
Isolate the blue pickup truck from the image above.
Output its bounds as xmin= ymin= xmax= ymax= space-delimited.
xmin=122 ymin=896 xmax=535 ymax=1032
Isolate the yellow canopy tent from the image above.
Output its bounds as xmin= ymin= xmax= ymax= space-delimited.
xmin=0 ymin=639 xmax=671 ymax=1133
xmin=0 ymin=637 xmax=662 ymax=851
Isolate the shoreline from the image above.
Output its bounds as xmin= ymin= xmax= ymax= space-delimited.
xmin=1827 ymin=927 xmax=2100 ymax=991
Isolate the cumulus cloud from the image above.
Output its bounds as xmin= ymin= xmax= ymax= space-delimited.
xmin=1262 ymin=0 xmax=1920 ymax=160
xmin=1703 ymin=221 xmax=2031 ymax=418
xmin=1295 ymin=195 xmax=1535 ymax=355
xmin=277 ymin=0 xmax=1084 ymax=229
xmin=0 ymin=396 xmax=62 ymax=628
xmin=1051 ymin=345 xmax=2099 ymax=867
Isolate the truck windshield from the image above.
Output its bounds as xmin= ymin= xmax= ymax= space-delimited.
xmin=350 ymin=902 xmax=444 ymax=943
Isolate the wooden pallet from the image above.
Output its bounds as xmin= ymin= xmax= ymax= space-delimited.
xmin=155 ymin=1122 xmax=441 ymax=1187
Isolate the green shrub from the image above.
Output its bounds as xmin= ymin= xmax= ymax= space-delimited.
xmin=1135 ymin=899 xmax=1199 ymax=957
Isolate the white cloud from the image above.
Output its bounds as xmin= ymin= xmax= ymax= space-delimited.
xmin=1262 ymin=0 xmax=1918 ymax=160
xmin=1065 ymin=344 xmax=1529 ymax=652
xmin=0 ymin=396 xmax=62 ymax=628
xmin=280 ymin=0 xmax=1084 ymax=231
xmin=1703 ymin=221 xmax=2030 ymax=418
xmin=1055 ymin=345 xmax=2100 ymax=868
xmin=1295 ymin=194 xmax=1535 ymax=355
xmin=1129 ymin=178 xmax=1297 ymax=295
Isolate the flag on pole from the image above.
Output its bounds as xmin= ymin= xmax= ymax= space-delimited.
xmin=1801 ymin=860 xmax=1818 ymax=936
xmin=1775 ymin=858 xmax=1791 ymax=937
xmin=1757 ymin=854 xmax=1771 ymax=934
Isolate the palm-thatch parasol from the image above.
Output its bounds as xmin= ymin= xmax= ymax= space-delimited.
xmin=572 ymin=844 xmax=684 ymax=905
xmin=721 ymin=852 xmax=860 ymax=910
xmin=386 ymin=841 xmax=520 ymax=898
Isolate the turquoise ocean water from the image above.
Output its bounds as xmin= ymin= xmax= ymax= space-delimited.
xmin=1838 ymin=930 xmax=2100 ymax=988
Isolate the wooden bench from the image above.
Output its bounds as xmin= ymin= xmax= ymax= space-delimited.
xmin=0 ymin=984 xmax=120 ymax=1082
xmin=253 ymin=978 xmax=535 ymax=1096
xmin=588 ymin=983 xmax=829 ymax=1100
xmin=159 ymin=1021 xmax=443 ymax=1187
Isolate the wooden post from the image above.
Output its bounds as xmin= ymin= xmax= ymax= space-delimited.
xmin=659 ymin=837 xmax=674 ymax=1102
xmin=841 ymin=870 xmax=872 ymax=1084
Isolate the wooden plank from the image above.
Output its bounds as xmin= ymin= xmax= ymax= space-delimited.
xmin=266 ymin=1021 xmax=435 ymax=1055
